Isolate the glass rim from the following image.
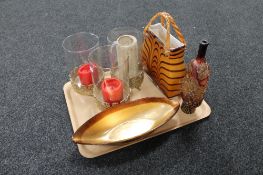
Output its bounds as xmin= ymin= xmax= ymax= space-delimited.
xmin=88 ymin=44 xmax=129 ymax=69
xmin=107 ymin=26 xmax=140 ymax=43
xmin=62 ymin=32 xmax=99 ymax=54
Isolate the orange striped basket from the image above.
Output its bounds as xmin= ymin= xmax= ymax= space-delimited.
xmin=142 ymin=12 xmax=186 ymax=98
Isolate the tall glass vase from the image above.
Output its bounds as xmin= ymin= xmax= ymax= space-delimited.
xmin=107 ymin=27 xmax=144 ymax=90
xmin=88 ymin=45 xmax=130 ymax=108
xmin=62 ymin=32 xmax=99 ymax=95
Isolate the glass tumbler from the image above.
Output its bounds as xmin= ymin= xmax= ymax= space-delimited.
xmin=88 ymin=45 xmax=130 ymax=108
xmin=62 ymin=32 xmax=99 ymax=95
xmin=107 ymin=27 xmax=144 ymax=90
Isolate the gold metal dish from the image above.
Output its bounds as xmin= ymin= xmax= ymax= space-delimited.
xmin=72 ymin=97 xmax=180 ymax=145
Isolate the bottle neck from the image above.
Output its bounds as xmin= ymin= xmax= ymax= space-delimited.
xmin=197 ymin=40 xmax=209 ymax=59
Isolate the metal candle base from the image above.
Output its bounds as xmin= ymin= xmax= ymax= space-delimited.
xmin=70 ymin=67 xmax=93 ymax=96
xmin=129 ymin=71 xmax=144 ymax=90
xmin=95 ymin=88 xmax=131 ymax=110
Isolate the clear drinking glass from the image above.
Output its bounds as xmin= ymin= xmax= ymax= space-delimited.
xmin=62 ymin=32 xmax=99 ymax=95
xmin=107 ymin=27 xmax=141 ymax=44
xmin=88 ymin=45 xmax=130 ymax=108
xmin=107 ymin=27 xmax=144 ymax=90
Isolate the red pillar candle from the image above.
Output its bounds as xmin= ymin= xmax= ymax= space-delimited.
xmin=101 ymin=78 xmax=123 ymax=104
xmin=78 ymin=64 xmax=92 ymax=86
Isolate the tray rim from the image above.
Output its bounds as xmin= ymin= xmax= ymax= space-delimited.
xmin=63 ymin=74 xmax=211 ymax=158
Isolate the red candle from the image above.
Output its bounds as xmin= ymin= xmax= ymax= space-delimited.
xmin=78 ymin=64 xmax=92 ymax=86
xmin=101 ymin=78 xmax=123 ymax=104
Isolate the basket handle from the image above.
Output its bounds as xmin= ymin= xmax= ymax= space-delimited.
xmin=144 ymin=12 xmax=186 ymax=53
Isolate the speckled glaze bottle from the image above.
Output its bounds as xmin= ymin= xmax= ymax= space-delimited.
xmin=181 ymin=40 xmax=210 ymax=114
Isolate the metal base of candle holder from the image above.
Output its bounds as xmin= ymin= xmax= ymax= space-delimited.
xmin=95 ymin=88 xmax=131 ymax=110
xmin=129 ymin=71 xmax=144 ymax=90
xmin=70 ymin=67 xmax=93 ymax=96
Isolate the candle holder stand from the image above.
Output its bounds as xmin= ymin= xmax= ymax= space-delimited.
xmin=108 ymin=27 xmax=144 ymax=90
xmin=62 ymin=32 xmax=99 ymax=96
xmin=89 ymin=45 xmax=131 ymax=108
xmin=129 ymin=70 xmax=144 ymax=90
xmin=70 ymin=67 xmax=93 ymax=96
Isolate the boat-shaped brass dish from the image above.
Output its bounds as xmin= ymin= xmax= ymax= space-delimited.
xmin=72 ymin=97 xmax=180 ymax=145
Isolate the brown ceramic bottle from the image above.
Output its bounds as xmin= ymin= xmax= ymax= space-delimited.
xmin=180 ymin=40 xmax=210 ymax=114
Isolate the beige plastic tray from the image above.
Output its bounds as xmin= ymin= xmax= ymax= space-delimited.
xmin=63 ymin=73 xmax=211 ymax=158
